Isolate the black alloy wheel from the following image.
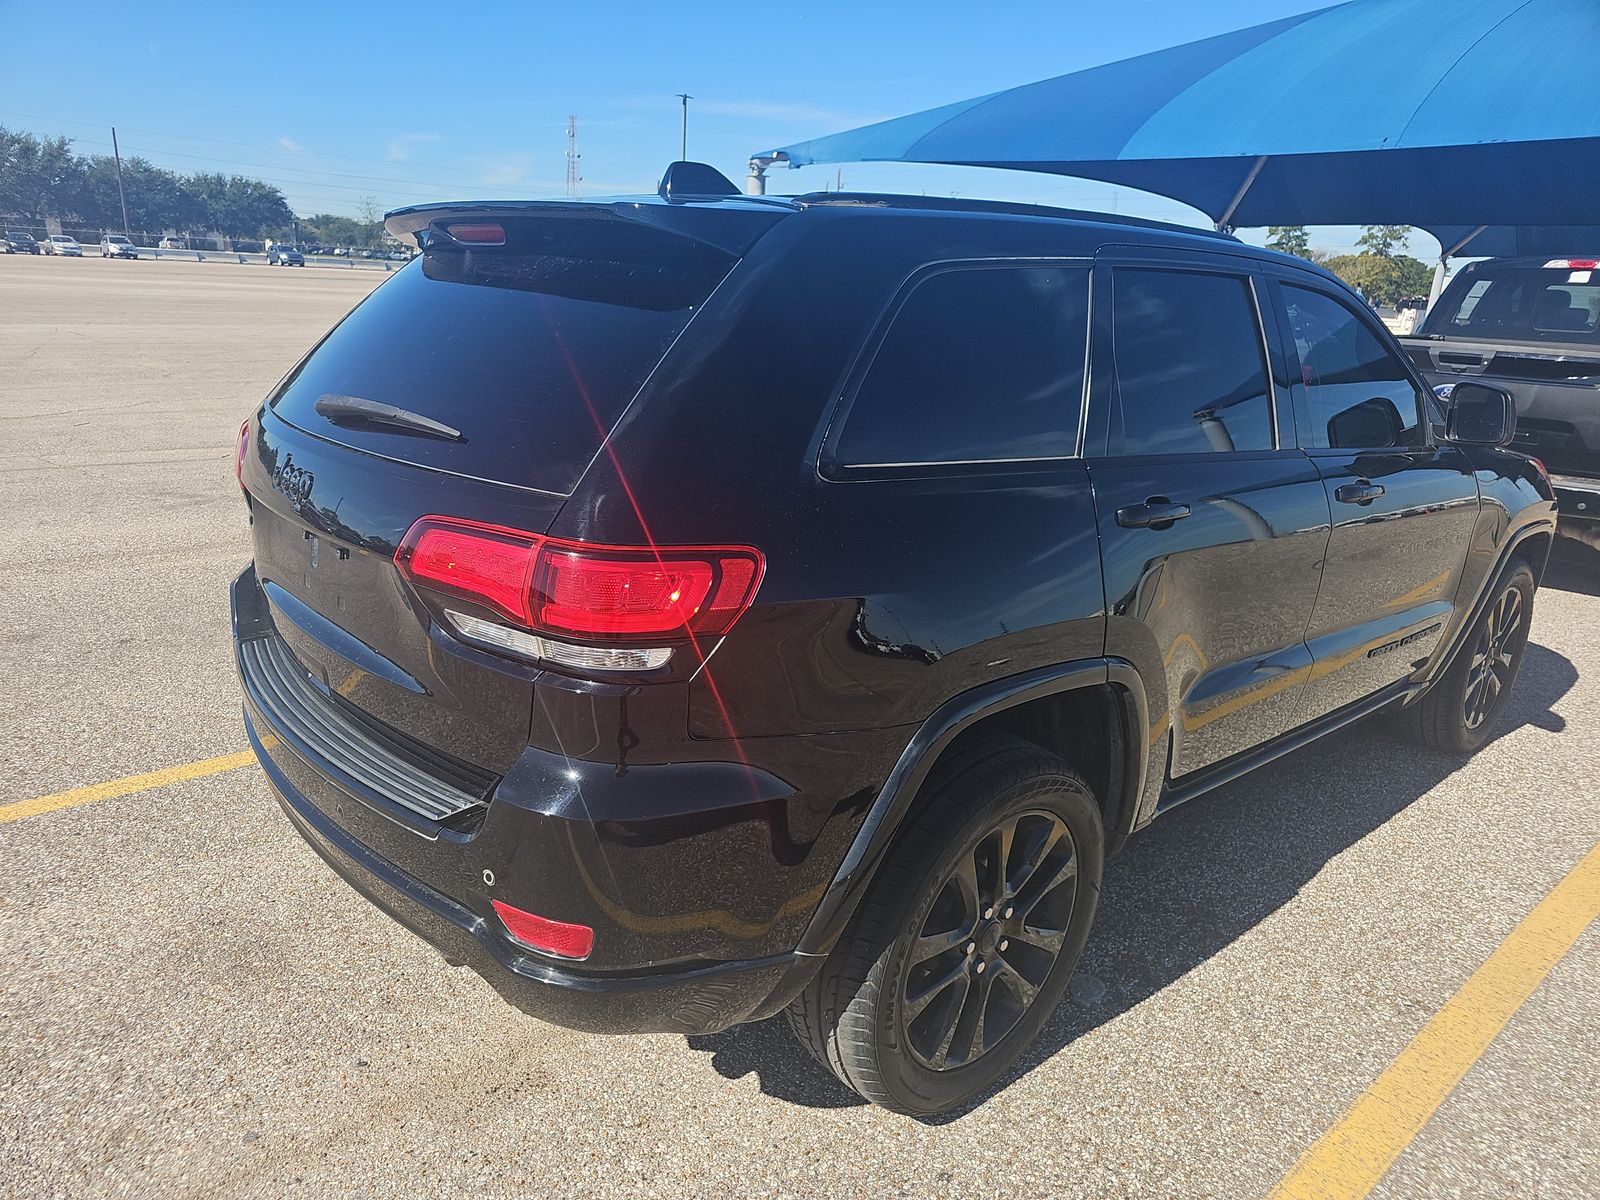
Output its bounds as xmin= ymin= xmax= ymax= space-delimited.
xmin=1463 ymin=583 xmax=1524 ymax=730
xmin=901 ymin=811 xmax=1078 ymax=1071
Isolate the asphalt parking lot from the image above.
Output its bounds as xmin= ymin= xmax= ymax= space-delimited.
xmin=1 ymin=252 xmax=1596 ymax=1199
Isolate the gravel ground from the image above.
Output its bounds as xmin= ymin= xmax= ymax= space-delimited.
xmin=1 ymin=253 xmax=1596 ymax=1199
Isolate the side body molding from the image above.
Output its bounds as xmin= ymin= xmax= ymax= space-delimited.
xmin=793 ymin=658 xmax=1148 ymax=958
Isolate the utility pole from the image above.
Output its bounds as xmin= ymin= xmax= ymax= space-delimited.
xmin=110 ymin=126 xmax=131 ymax=235
xmin=565 ymin=115 xmax=581 ymax=199
xmin=675 ymin=93 xmax=692 ymax=160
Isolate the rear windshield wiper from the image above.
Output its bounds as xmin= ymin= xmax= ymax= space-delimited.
xmin=314 ymin=394 xmax=464 ymax=442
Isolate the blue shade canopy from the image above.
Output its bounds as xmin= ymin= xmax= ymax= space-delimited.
xmin=757 ymin=0 xmax=1599 ymax=237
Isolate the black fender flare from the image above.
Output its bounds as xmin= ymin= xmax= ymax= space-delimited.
xmin=792 ymin=657 xmax=1148 ymax=958
xmin=1410 ymin=515 xmax=1556 ymax=697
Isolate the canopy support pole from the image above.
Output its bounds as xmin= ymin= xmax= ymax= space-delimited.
xmin=1215 ymin=156 xmax=1268 ymax=232
xmin=1428 ymin=224 xmax=1487 ymax=308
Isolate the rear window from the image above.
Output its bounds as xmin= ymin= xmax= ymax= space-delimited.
xmin=269 ymin=216 xmax=736 ymax=493
xmin=830 ymin=265 xmax=1089 ymax=467
xmin=1429 ymin=266 xmax=1600 ymax=344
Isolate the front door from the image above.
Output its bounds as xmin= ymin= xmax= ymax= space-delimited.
xmin=1088 ymin=253 xmax=1331 ymax=779
xmin=1268 ymin=274 xmax=1481 ymax=720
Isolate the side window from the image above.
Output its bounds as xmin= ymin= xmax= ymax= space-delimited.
xmin=831 ymin=266 xmax=1088 ymax=466
xmin=1107 ymin=268 xmax=1274 ymax=456
xmin=1282 ymin=284 xmax=1422 ymax=449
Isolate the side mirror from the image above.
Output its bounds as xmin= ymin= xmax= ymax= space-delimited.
xmin=1443 ymin=381 xmax=1516 ymax=447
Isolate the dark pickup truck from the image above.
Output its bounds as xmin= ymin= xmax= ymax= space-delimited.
xmin=1404 ymin=257 xmax=1600 ymax=549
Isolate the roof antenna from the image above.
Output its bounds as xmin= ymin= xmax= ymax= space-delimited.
xmin=658 ymin=161 xmax=739 ymax=201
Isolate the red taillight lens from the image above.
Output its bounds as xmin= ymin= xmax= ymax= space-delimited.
xmin=394 ymin=516 xmax=764 ymax=646
xmin=235 ymin=419 xmax=250 ymax=490
xmin=490 ymin=900 xmax=594 ymax=960
xmin=1544 ymin=259 xmax=1599 ymax=270
xmin=397 ymin=519 xmax=538 ymax=626
xmin=446 ymin=222 xmax=506 ymax=245
xmin=533 ymin=550 xmax=715 ymax=637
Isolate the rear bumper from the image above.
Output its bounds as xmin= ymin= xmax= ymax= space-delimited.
xmin=232 ymin=565 xmax=839 ymax=1034
xmin=245 ymin=709 xmax=802 ymax=1033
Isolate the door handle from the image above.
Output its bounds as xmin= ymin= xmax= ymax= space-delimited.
xmin=1115 ymin=497 xmax=1193 ymax=529
xmin=1334 ymin=480 xmax=1386 ymax=506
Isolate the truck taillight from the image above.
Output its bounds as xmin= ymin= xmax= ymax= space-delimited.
xmin=394 ymin=516 xmax=764 ymax=670
xmin=235 ymin=419 xmax=250 ymax=490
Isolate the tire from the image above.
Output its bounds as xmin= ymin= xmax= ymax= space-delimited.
xmin=1400 ymin=560 xmax=1535 ymax=754
xmin=786 ymin=734 xmax=1103 ymax=1115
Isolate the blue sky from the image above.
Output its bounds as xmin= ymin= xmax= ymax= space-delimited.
xmin=0 ymin=0 xmax=1436 ymax=256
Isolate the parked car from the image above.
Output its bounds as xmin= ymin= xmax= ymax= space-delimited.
xmin=4 ymin=230 xmax=41 ymax=254
xmin=42 ymin=234 xmax=83 ymax=256
xmin=267 ymin=244 xmax=305 ymax=267
xmin=100 ymin=234 xmax=138 ymax=259
xmin=159 ymin=236 xmax=190 ymax=250
xmin=1403 ymin=256 xmax=1600 ymax=550
xmin=234 ymin=167 xmax=1556 ymax=1117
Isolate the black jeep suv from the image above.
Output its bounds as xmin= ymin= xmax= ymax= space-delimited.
xmin=233 ymin=164 xmax=1556 ymax=1115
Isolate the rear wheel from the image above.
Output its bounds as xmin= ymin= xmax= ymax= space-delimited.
xmin=1401 ymin=561 xmax=1534 ymax=753
xmin=786 ymin=735 xmax=1103 ymax=1115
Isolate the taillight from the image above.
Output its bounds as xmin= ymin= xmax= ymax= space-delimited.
xmin=235 ymin=419 xmax=250 ymax=490
xmin=490 ymin=900 xmax=593 ymax=960
xmin=444 ymin=222 xmax=506 ymax=245
xmin=394 ymin=516 xmax=764 ymax=670
xmin=1544 ymin=259 xmax=1599 ymax=270
xmin=1528 ymin=455 xmax=1550 ymax=483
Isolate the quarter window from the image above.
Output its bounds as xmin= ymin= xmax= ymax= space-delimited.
xmin=831 ymin=266 xmax=1088 ymax=466
xmin=1106 ymin=268 xmax=1274 ymax=456
xmin=1282 ymin=284 xmax=1422 ymax=449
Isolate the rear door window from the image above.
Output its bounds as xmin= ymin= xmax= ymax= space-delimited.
xmin=269 ymin=217 xmax=738 ymax=494
xmin=829 ymin=265 xmax=1089 ymax=467
xmin=1105 ymin=267 xmax=1274 ymax=456
xmin=1282 ymin=284 xmax=1422 ymax=450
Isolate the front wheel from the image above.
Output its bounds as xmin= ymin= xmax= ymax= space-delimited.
xmin=1401 ymin=561 xmax=1535 ymax=753
xmin=786 ymin=735 xmax=1103 ymax=1115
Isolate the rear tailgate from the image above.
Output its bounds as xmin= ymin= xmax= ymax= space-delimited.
xmin=1404 ymin=336 xmax=1600 ymax=478
xmin=1407 ymin=259 xmax=1600 ymax=479
xmin=241 ymin=199 xmax=785 ymax=778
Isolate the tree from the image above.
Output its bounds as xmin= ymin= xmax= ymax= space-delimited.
xmin=0 ymin=127 xmax=81 ymax=219
xmin=188 ymin=172 xmax=293 ymax=238
xmin=1396 ymin=255 xmax=1434 ymax=298
xmin=0 ymin=126 xmax=293 ymax=238
xmin=1356 ymin=224 xmax=1412 ymax=259
xmin=1320 ymin=251 xmax=1435 ymax=305
xmin=1265 ymin=226 xmax=1311 ymax=258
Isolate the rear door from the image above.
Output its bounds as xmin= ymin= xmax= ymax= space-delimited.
xmin=1087 ymin=249 xmax=1330 ymax=779
xmin=1267 ymin=272 xmax=1481 ymax=721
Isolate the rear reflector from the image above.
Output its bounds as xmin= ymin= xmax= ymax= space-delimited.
xmin=490 ymin=900 xmax=594 ymax=960
xmin=395 ymin=517 xmax=763 ymax=653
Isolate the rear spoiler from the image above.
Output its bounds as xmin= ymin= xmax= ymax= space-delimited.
xmin=384 ymin=196 xmax=790 ymax=258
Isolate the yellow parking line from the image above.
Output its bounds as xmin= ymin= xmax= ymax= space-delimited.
xmin=0 ymin=751 xmax=258 ymax=825
xmin=1270 ymin=842 xmax=1600 ymax=1200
